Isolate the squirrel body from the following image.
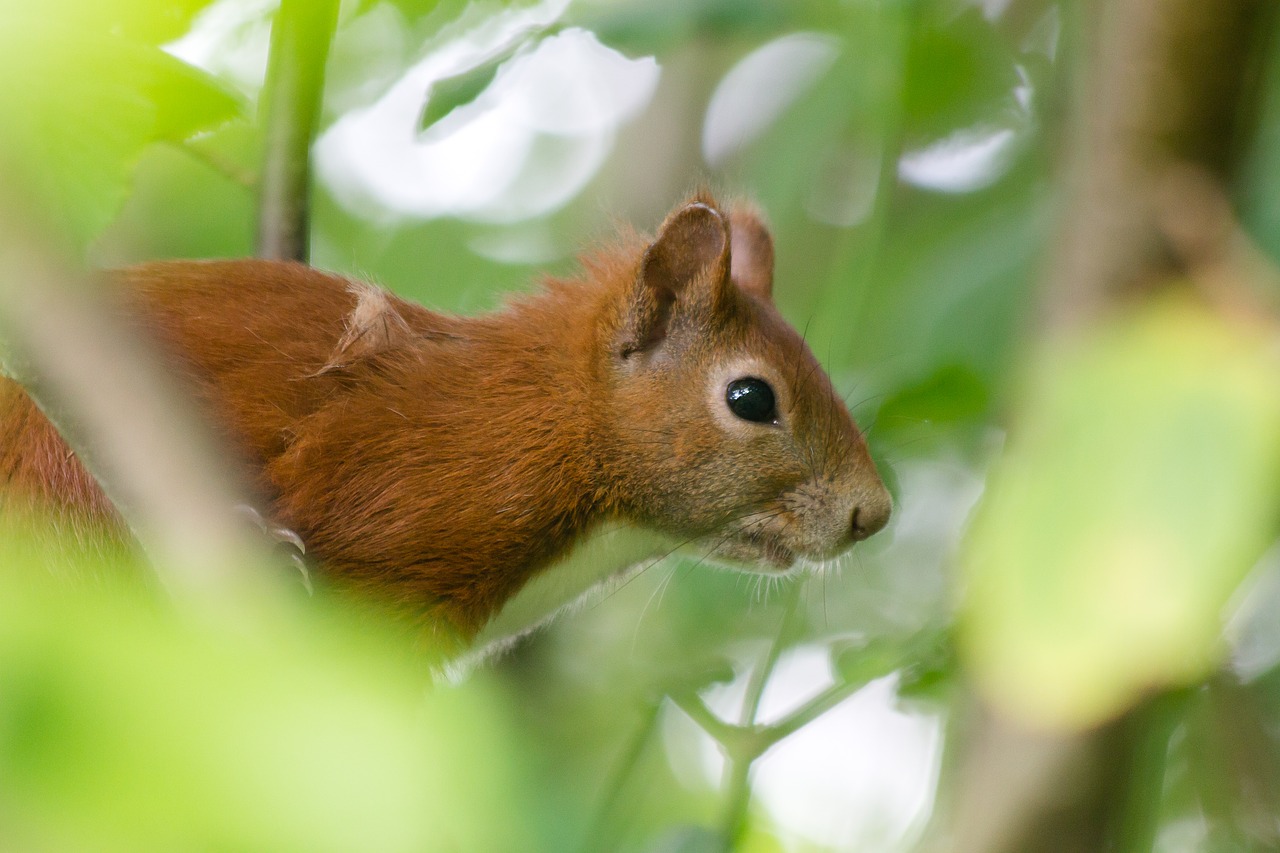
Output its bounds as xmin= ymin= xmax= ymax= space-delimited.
xmin=0 ymin=196 xmax=891 ymax=646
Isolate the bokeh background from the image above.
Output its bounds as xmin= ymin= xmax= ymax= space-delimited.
xmin=4 ymin=1 xmax=1280 ymax=851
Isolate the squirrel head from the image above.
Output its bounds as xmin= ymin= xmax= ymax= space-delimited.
xmin=597 ymin=196 xmax=892 ymax=571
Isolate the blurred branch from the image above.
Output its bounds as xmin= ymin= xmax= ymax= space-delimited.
xmin=937 ymin=1 xmax=1279 ymax=852
xmin=256 ymin=0 xmax=338 ymax=263
xmin=0 ymin=207 xmax=285 ymax=612
xmin=926 ymin=702 xmax=1096 ymax=853
xmin=1042 ymin=0 xmax=1278 ymax=327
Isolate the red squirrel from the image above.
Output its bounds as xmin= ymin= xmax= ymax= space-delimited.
xmin=0 ymin=195 xmax=891 ymax=648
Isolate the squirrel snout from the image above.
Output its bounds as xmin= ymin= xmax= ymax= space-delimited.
xmin=850 ymin=493 xmax=892 ymax=541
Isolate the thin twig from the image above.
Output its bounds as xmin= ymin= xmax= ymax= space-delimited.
xmin=763 ymin=678 xmax=866 ymax=744
xmin=670 ymin=692 xmax=762 ymax=758
xmin=719 ymin=581 xmax=804 ymax=848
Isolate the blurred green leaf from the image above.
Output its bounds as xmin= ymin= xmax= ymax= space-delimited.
xmin=646 ymin=824 xmax=727 ymax=853
xmin=658 ymin=656 xmax=738 ymax=697
xmin=5 ymin=0 xmax=217 ymax=45
xmin=901 ymin=6 xmax=1021 ymax=141
xmin=827 ymin=185 xmax=1048 ymax=389
xmin=582 ymin=0 xmax=793 ymax=55
xmin=896 ymin=631 xmax=955 ymax=706
xmin=134 ymin=44 xmax=245 ymax=143
xmin=0 ymin=40 xmax=152 ymax=249
xmin=961 ymin=298 xmax=1280 ymax=730
xmin=0 ymin=26 xmax=242 ymax=249
xmin=0 ymin=525 xmax=538 ymax=852
xmin=878 ymin=364 xmax=991 ymax=428
xmin=831 ymin=635 xmax=912 ymax=686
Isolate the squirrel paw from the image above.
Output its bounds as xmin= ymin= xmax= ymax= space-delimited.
xmin=234 ymin=504 xmax=313 ymax=594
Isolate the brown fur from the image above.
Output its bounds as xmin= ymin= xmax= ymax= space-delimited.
xmin=0 ymin=196 xmax=891 ymax=641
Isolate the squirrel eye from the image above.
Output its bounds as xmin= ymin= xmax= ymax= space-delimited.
xmin=726 ymin=377 xmax=777 ymax=424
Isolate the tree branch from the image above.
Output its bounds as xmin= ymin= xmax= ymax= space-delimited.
xmin=0 ymin=212 xmax=285 ymax=612
xmin=934 ymin=1 xmax=1279 ymax=851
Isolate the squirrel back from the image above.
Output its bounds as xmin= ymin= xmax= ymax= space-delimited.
xmin=0 ymin=195 xmax=892 ymax=644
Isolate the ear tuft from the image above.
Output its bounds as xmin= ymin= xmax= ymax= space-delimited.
xmin=729 ymin=206 xmax=774 ymax=301
xmin=620 ymin=201 xmax=730 ymax=357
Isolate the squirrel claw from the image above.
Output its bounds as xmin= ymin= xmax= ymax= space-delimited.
xmin=290 ymin=552 xmax=314 ymax=595
xmin=271 ymin=525 xmax=306 ymax=555
xmin=234 ymin=503 xmax=313 ymax=595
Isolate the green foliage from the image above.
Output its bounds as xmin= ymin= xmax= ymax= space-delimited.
xmin=8 ymin=0 xmax=214 ymax=45
xmin=0 ymin=525 xmax=539 ymax=852
xmin=0 ymin=0 xmax=241 ymax=251
xmin=8 ymin=0 xmax=1280 ymax=849
xmin=961 ymin=300 xmax=1280 ymax=729
xmin=420 ymin=43 xmax=518 ymax=132
xmin=900 ymin=7 xmax=1021 ymax=142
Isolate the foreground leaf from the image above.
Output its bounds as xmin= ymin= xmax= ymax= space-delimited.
xmin=960 ymin=298 xmax=1280 ymax=730
xmin=0 ymin=25 xmax=242 ymax=249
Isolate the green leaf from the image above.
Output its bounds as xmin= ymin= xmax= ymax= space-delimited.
xmin=7 ymin=0 xmax=217 ymax=45
xmin=0 ymin=46 xmax=155 ymax=250
xmin=648 ymin=656 xmax=737 ymax=699
xmin=0 ymin=27 xmax=242 ymax=250
xmin=141 ymin=46 xmax=244 ymax=143
xmin=646 ymin=825 xmax=726 ymax=853
xmin=419 ymin=44 xmax=520 ymax=133
xmin=582 ymin=0 xmax=793 ymax=55
xmin=878 ymin=364 xmax=991 ymax=427
xmin=0 ymin=525 xmax=537 ymax=851
xmin=960 ymin=299 xmax=1280 ymax=730
xmin=831 ymin=635 xmax=912 ymax=686
xmin=895 ymin=631 xmax=955 ymax=706
xmin=900 ymin=6 xmax=1021 ymax=141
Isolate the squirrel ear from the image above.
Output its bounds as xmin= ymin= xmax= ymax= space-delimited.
xmin=729 ymin=207 xmax=774 ymax=302
xmin=620 ymin=202 xmax=730 ymax=357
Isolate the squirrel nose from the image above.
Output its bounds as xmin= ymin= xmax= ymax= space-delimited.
xmin=850 ymin=495 xmax=891 ymax=541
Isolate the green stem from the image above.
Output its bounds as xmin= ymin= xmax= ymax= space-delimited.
xmin=671 ymin=692 xmax=744 ymax=751
xmin=763 ymin=677 xmax=866 ymax=745
xmin=718 ymin=581 xmax=805 ymax=849
xmin=740 ymin=582 xmax=804 ymax=728
xmin=668 ymin=586 xmax=916 ymax=851
xmin=718 ymin=751 xmax=756 ymax=853
xmin=256 ymin=0 xmax=339 ymax=262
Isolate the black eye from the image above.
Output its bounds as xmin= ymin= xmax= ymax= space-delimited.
xmin=726 ymin=377 xmax=777 ymax=423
